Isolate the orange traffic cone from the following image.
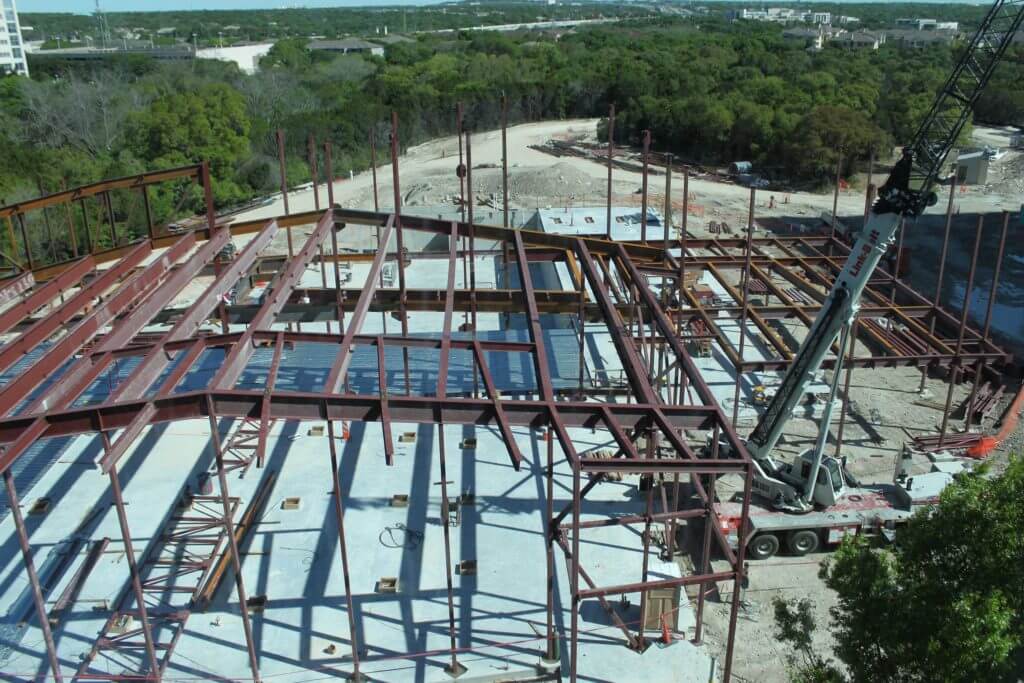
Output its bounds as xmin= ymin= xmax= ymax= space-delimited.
xmin=342 ymin=422 xmax=351 ymax=440
xmin=660 ymin=614 xmax=672 ymax=645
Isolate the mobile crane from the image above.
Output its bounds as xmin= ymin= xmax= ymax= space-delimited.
xmin=715 ymin=0 xmax=1024 ymax=559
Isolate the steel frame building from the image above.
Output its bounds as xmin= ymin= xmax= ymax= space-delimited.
xmin=0 ymin=114 xmax=1011 ymax=680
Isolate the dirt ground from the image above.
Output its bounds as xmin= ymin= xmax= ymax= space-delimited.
xmin=234 ymin=119 xmax=1024 ymax=238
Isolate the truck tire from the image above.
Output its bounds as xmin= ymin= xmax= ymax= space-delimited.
xmin=748 ymin=533 xmax=779 ymax=560
xmin=787 ymin=529 xmax=820 ymax=556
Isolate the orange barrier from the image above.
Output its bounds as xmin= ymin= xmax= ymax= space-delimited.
xmin=966 ymin=383 xmax=1024 ymax=458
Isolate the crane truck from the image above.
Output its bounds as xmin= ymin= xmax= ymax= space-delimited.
xmin=712 ymin=0 xmax=1024 ymax=560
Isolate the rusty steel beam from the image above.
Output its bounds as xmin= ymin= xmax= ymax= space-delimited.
xmin=575 ymin=240 xmax=662 ymax=404
xmin=324 ymin=215 xmax=395 ymax=394
xmin=0 ymin=257 xmax=93 ymax=335
xmin=28 ymin=231 xmax=228 ymax=413
xmin=0 ymin=238 xmax=191 ymax=417
xmin=0 ymin=388 xmax=722 ymax=448
xmin=0 ymin=246 xmax=149 ymax=376
xmin=705 ymin=262 xmax=792 ymax=361
xmin=115 ymin=220 xmax=280 ymax=402
xmin=471 ymin=339 xmax=523 ymax=468
xmin=0 ymin=165 xmax=202 ymax=219
xmin=0 ymin=270 xmax=34 ymax=308
xmin=436 ymin=223 xmax=458 ymax=399
xmin=213 ymin=211 xmax=333 ymax=389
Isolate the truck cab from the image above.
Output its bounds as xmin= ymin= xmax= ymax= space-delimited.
xmin=792 ymin=450 xmax=847 ymax=507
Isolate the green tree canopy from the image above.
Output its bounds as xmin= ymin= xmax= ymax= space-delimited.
xmin=776 ymin=457 xmax=1024 ymax=683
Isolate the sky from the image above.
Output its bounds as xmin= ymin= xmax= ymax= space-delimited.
xmin=16 ymin=0 xmax=981 ymax=12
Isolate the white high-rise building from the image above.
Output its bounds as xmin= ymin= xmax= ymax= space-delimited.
xmin=0 ymin=0 xmax=28 ymax=76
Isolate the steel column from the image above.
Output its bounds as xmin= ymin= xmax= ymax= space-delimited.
xmin=3 ymin=470 xmax=64 ymax=682
xmin=206 ymin=397 xmax=261 ymax=683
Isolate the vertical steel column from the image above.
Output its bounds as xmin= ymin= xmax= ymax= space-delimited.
xmin=309 ymin=134 xmax=320 ymax=211
xmin=663 ymin=153 xmax=673 ymax=254
xmin=866 ymin=147 xmax=875 ymax=191
xmin=276 ymin=129 xmax=290 ymax=217
xmin=939 ymin=217 xmax=982 ymax=447
xmin=465 ymin=130 xmax=478 ymax=333
xmin=605 ymin=104 xmax=615 ymax=241
xmin=965 ymin=211 xmax=1010 ymax=430
xmin=981 ymin=210 xmax=1010 ymax=342
xmin=833 ymin=318 xmax=859 ymax=458
xmin=676 ymin=169 xmax=690 ymax=404
xmin=722 ymin=465 xmax=754 ymax=682
xmin=828 ymin=149 xmax=842 ymax=253
xmin=105 ymin=443 xmax=161 ymax=679
xmin=141 ymin=185 xmax=155 ymax=241
xmin=692 ymin=423 xmax=718 ymax=644
xmin=569 ymin=454 xmax=582 ymax=683
xmin=390 ymin=112 xmax=411 ymax=395
xmin=325 ymin=142 xmax=346 ymax=336
xmin=370 ymin=129 xmax=379 ymax=212
xmin=38 ymin=179 xmax=58 ymax=263
xmin=205 ymin=398 xmax=262 ymax=683
xmin=64 ymin=194 xmax=79 ymax=257
xmin=436 ymin=424 xmax=466 ymax=677
xmin=544 ymin=429 xmax=558 ymax=662
xmin=635 ymin=432 xmax=656 ymax=648
xmin=731 ymin=189 xmax=756 ymax=425
xmin=456 ymin=103 xmax=465 ymax=224
xmin=920 ymin=176 xmax=959 ymax=392
xmin=4 ymin=215 xmax=20 ymax=267
xmin=3 ymin=470 xmax=63 ymax=683
xmin=326 ymin=419 xmax=364 ymax=681
xmin=202 ymin=160 xmax=216 ymax=234
xmin=640 ymin=130 xmax=650 ymax=244
xmin=18 ymin=212 xmax=34 ymax=270
xmin=104 ymin=191 xmax=118 ymax=247
xmin=578 ymin=276 xmax=585 ymax=394
xmin=324 ymin=142 xmax=336 ymax=207
xmin=80 ymin=201 xmax=93 ymax=255
xmin=501 ymin=94 xmax=510 ymax=227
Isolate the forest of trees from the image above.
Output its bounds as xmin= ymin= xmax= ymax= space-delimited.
xmin=21 ymin=2 xmax=648 ymax=47
xmin=1 ymin=13 xmax=1022 ymax=262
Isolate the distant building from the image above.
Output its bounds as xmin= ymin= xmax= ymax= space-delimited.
xmin=195 ymin=42 xmax=274 ymax=74
xmin=727 ymin=7 xmax=850 ymax=25
xmin=833 ymin=31 xmax=886 ymax=50
xmin=32 ymin=44 xmax=195 ymax=63
xmin=884 ymin=29 xmax=957 ymax=48
xmin=308 ymin=38 xmax=384 ymax=57
xmin=956 ymin=151 xmax=990 ymax=185
xmin=896 ymin=18 xmax=958 ymax=32
xmin=835 ymin=16 xmax=861 ymax=26
xmin=782 ymin=26 xmax=826 ymax=50
xmin=529 ymin=206 xmax=663 ymax=241
xmin=0 ymin=0 xmax=28 ymax=76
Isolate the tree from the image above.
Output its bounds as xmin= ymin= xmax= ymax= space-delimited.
xmin=783 ymin=105 xmax=887 ymax=182
xmin=260 ymin=38 xmax=311 ymax=70
xmin=126 ymin=83 xmax=252 ymax=206
xmin=776 ymin=457 xmax=1024 ymax=683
